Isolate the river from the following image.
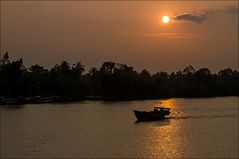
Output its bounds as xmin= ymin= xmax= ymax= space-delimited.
xmin=0 ymin=96 xmax=238 ymax=158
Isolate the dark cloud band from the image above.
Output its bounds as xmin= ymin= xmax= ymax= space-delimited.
xmin=174 ymin=13 xmax=208 ymax=23
xmin=174 ymin=6 xmax=238 ymax=24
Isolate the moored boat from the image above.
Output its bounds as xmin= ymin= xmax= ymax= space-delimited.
xmin=134 ymin=107 xmax=171 ymax=121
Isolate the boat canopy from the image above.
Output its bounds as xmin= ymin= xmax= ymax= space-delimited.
xmin=154 ymin=107 xmax=171 ymax=110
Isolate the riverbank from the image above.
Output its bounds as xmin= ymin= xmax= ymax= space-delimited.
xmin=0 ymin=96 xmax=108 ymax=105
xmin=0 ymin=95 xmax=237 ymax=106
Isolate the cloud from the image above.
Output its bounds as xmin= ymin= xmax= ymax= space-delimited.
xmin=174 ymin=13 xmax=209 ymax=23
xmin=130 ymin=33 xmax=194 ymax=39
xmin=174 ymin=6 xmax=238 ymax=24
xmin=226 ymin=6 xmax=238 ymax=15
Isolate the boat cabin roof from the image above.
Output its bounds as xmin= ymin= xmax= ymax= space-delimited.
xmin=154 ymin=107 xmax=171 ymax=110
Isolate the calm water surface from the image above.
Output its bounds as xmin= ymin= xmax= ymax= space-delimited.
xmin=1 ymin=97 xmax=238 ymax=158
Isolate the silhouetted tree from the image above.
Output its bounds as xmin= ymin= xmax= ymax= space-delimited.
xmin=1 ymin=52 xmax=10 ymax=66
xmin=0 ymin=53 xmax=238 ymax=100
xmin=72 ymin=62 xmax=85 ymax=76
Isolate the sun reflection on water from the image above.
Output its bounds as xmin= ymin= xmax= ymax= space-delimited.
xmin=156 ymin=98 xmax=177 ymax=109
xmin=141 ymin=99 xmax=185 ymax=158
xmin=146 ymin=120 xmax=184 ymax=158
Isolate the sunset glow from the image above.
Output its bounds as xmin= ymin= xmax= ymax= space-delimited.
xmin=1 ymin=1 xmax=238 ymax=72
xmin=0 ymin=1 xmax=238 ymax=158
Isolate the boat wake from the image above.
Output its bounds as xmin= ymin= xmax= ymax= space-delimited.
xmin=168 ymin=114 xmax=237 ymax=120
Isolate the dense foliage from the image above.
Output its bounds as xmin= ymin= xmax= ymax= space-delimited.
xmin=0 ymin=52 xmax=238 ymax=99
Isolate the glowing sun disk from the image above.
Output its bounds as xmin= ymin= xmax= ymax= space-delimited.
xmin=162 ymin=16 xmax=170 ymax=23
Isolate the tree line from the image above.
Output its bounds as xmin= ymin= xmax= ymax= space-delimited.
xmin=0 ymin=52 xmax=238 ymax=100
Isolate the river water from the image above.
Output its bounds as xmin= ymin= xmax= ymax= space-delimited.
xmin=0 ymin=97 xmax=238 ymax=158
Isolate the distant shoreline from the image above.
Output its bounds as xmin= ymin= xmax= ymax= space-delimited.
xmin=0 ymin=95 xmax=237 ymax=106
xmin=1 ymin=53 xmax=239 ymax=104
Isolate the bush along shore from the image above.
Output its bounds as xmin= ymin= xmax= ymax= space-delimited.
xmin=0 ymin=52 xmax=238 ymax=105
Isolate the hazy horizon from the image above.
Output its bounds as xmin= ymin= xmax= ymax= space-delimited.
xmin=1 ymin=1 xmax=238 ymax=73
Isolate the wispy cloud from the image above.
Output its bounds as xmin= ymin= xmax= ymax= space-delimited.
xmin=173 ymin=13 xmax=209 ymax=23
xmin=130 ymin=33 xmax=194 ymax=39
xmin=226 ymin=6 xmax=238 ymax=15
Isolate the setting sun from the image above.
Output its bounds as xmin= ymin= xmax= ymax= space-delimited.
xmin=162 ymin=16 xmax=170 ymax=23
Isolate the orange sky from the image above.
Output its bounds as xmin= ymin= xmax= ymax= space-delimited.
xmin=1 ymin=1 xmax=238 ymax=72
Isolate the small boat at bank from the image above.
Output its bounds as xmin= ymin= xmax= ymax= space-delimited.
xmin=134 ymin=107 xmax=171 ymax=121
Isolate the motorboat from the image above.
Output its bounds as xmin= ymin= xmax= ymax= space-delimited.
xmin=134 ymin=107 xmax=171 ymax=121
